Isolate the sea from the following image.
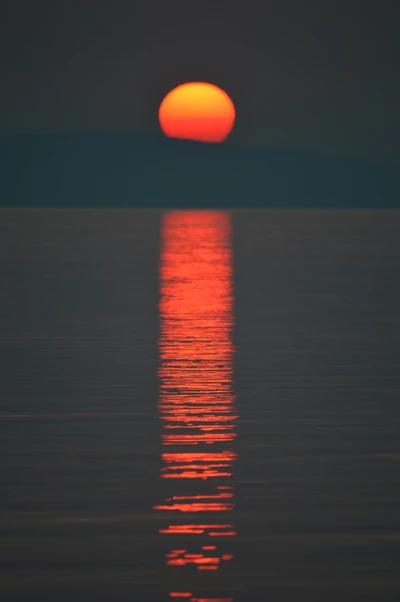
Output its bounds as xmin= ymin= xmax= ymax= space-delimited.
xmin=1 ymin=209 xmax=400 ymax=602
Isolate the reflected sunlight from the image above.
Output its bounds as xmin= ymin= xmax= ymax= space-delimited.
xmin=155 ymin=211 xmax=237 ymax=601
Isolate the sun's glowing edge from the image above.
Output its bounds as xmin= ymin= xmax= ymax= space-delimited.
xmin=159 ymin=82 xmax=236 ymax=143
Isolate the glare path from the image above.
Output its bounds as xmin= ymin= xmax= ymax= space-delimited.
xmin=156 ymin=211 xmax=237 ymax=602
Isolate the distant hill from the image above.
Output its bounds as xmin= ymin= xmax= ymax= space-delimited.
xmin=1 ymin=132 xmax=399 ymax=208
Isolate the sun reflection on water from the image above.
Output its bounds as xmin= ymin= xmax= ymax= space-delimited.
xmin=155 ymin=211 xmax=237 ymax=602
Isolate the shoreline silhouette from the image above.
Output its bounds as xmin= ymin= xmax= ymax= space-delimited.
xmin=1 ymin=132 xmax=399 ymax=209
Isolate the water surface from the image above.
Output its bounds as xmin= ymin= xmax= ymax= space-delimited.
xmin=1 ymin=209 xmax=400 ymax=601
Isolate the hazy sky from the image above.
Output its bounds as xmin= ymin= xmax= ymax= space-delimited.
xmin=1 ymin=0 xmax=399 ymax=159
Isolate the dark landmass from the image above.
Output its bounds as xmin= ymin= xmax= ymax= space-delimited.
xmin=1 ymin=132 xmax=399 ymax=208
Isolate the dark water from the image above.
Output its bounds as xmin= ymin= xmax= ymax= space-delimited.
xmin=1 ymin=209 xmax=400 ymax=602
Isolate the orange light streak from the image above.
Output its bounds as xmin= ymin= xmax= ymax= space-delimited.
xmin=154 ymin=503 xmax=234 ymax=512
xmin=157 ymin=211 xmax=237 ymax=600
xmin=162 ymin=452 xmax=236 ymax=462
xmin=159 ymin=524 xmax=235 ymax=536
xmin=161 ymin=466 xmax=230 ymax=472
xmin=171 ymin=494 xmax=233 ymax=500
xmin=161 ymin=471 xmax=232 ymax=479
xmin=162 ymin=433 xmax=236 ymax=444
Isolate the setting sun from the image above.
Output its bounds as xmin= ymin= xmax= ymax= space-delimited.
xmin=159 ymin=82 xmax=235 ymax=143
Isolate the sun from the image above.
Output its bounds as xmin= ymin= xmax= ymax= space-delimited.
xmin=159 ymin=82 xmax=235 ymax=143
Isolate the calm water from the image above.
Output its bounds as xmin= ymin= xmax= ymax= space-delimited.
xmin=1 ymin=209 xmax=400 ymax=602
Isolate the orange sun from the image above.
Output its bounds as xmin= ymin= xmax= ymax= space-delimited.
xmin=159 ymin=82 xmax=235 ymax=143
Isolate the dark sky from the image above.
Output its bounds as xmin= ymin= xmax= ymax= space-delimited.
xmin=1 ymin=0 xmax=399 ymax=159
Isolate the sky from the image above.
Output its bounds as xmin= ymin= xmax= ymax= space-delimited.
xmin=1 ymin=0 xmax=399 ymax=160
